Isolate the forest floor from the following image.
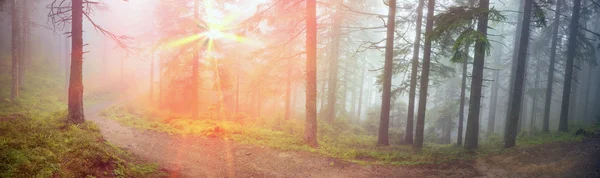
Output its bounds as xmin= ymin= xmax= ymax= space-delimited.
xmin=87 ymin=100 xmax=600 ymax=178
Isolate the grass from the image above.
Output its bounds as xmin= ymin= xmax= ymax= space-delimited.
xmin=100 ymin=99 xmax=599 ymax=166
xmin=0 ymin=65 xmax=165 ymax=177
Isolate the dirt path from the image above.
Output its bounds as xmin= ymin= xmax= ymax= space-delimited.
xmin=85 ymin=101 xmax=600 ymax=178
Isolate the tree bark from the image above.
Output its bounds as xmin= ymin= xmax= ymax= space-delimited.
xmin=326 ymin=1 xmax=342 ymax=125
xmin=305 ymin=0 xmax=318 ymax=147
xmin=191 ymin=0 xmax=199 ymax=119
xmin=150 ymin=49 xmax=154 ymax=103
xmin=458 ymin=50 xmax=468 ymax=145
xmin=414 ymin=0 xmax=435 ymax=149
xmin=285 ymin=58 xmax=292 ymax=120
xmin=67 ymin=0 xmax=85 ymax=124
xmin=377 ymin=0 xmax=396 ymax=146
xmin=558 ymin=0 xmax=582 ymax=132
xmin=10 ymin=0 xmax=20 ymax=101
xmin=357 ymin=68 xmax=365 ymax=124
xmin=530 ymin=60 xmax=540 ymax=131
xmin=543 ymin=0 xmax=562 ymax=133
xmin=464 ymin=0 xmax=490 ymax=150
xmin=405 ymin=0 xmax=424 ymax=145
xmin=487 ymin=47 xmax=501 ymax=135
xmin=504 ymin=0 xmax=533 ymax=148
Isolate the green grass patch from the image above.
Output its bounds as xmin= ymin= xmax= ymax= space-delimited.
xmin=101 ymin=99 xmax=599 ymax=166
xmin=0 ymin=66 xmax=164 ymax=177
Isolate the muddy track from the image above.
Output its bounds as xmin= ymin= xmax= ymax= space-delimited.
xmin=85 ymin=101 xmax=600 ymax=178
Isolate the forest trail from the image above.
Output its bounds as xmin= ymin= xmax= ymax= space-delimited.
xmin=85 ymin=101 xmax=600 ymax=178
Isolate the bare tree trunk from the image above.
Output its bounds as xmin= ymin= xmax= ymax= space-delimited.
xmin=543 ymin=0 xmax=562 ymax=133
xmin=326 ymin=1 xmax=342 ymax=125
xmin=530 ymin=61 xmax=540 ymax=131
xmin=464 ymin=0 xmax=490 ymax=150
xmin=10 ymin=0 xmax=20 ymax=101
xmin=405 ymin=0 xmax=424 ymax=145
xmin=191 ymin=0 xmax=199 ymax=119
xmin=67 ymin=0 xmax=85 ymax=124
xmin=19 ymin=0 xmax=28 ymax=88
xmin=504 ymin=0 xmax=533 ymax=148
xmin=414 ymin=0 xmax=435 ymax=149
xmin=285 ymin=58 xmax=292 ymax=120
xmin=458 ymin=50 xmax=468 ymax=145
xmin=236 ymin=62 xmax=240 ymax=114
xmin=377 ymin=0 xmax=396 ymax=146
xmin=558 ymin=0 xmax=582 ymax=132
xmin=150 ymin=49 xmax=154 ymax=103
xmin=305 ymin=0 xmax=318 ymax=147
xmin=357 ymin=68 xmax=365 ymax=124
xmin=487 ymin=47 xmax=501 ymax=135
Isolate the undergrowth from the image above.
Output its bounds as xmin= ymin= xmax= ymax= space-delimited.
xmin=101 ymin=100 xmax=598 ymax=166
xmin=0 ymin=66 xmax=164 ymax=177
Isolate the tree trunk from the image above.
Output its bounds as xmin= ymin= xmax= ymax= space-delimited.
xmin=464 ymin=0 xmax=490 ymax=150
xmin=543 ymin=0 xmax=562 ymax=133
xmin=191 ymin=0 xmax=199 ymax=119
xmin=583 ymin=65 xmax=592 ymax=123
xmin=357 ymin=68 xmax=365 ymax=124
xmin=236 ymin=62 xmax=240 ymax=114
xmin=487 ymin=47 xmax=501 ymax=135
xmin=377 ymin=0 xmax=396 ymax=146
xmin=10 ymin=0 xmax=20 ymax=101
xmin=504 ymin=0 xmax=533 ymax=148
xmin=285 ymin=58 xmax=292 ymax=120
xmin=458 ymin=50 xmax=468 ymax=145
xmin=65 ymin=34 xmax=70 ymax=92
xmin=558 ymin=0 xmax=582 ymax=132
xmin=18 ymin=0 xmax=27 ymax=88
xmin=150 ymin=49 xmax=154 ymax=103
xmin=326 ymin=1 xmax=342 ymax=125
xmin=305 ymin=0 xmax=318 ymax=147
xmin=67 ymin=0 xmax=85 ymax=124
xmin=530 ymin=61 xmax=540 ymax=131
xmin=405 ymin=0 xmax=424 ymax=145
xmin=414 ymin=0 xmax=435 ymax=149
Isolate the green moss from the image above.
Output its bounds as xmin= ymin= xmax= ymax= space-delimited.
xmin=0 ymin=67 xmax=164 ymax=177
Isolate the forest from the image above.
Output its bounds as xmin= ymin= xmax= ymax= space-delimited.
xmin=0 ymin=0 xmax=599 ymax=177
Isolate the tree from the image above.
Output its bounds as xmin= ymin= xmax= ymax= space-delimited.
xmin=487 ymin=45 xmax=501 ymax=135
xmin=377 ymin=0 xmax=397 ymax=146
xmin=504 ymin=0 xmax=533 ymax=148
xmin=414 ymin=0 xmax=435 ymax=149
xmin=458 ymin=50 xmax=468 ymax=145
xmin=10 ymin=0 xmax=20 ymax=102
xmin=191 ymin=0 xmax=200 ymax=119
xmin=558 ymin=0 xmax=582 ymax=132
xmin=49 ymin=0 xmax=131 ymax=124
xmin=305 ymin=0 xmax=318 ymax=147
xmin=464 ymin=0 xmax=490 ymax=150
xmin=59 ymin=0 xmax=85 ymax=124
xmin=404 ymin=0 xmax=424 ymax=145
xmin=326 ymin=0 xmax=342 ymax=125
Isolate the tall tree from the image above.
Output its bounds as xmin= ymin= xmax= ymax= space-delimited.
xmin=305 ymin=0 xmax=318 ymax=147
xmin=405 ymin=0 xmax=424 ymax=145
xmin=191 ymin=0 xmax=200 ymax=119
xmin=464 ymin=0 xmax=490 ymax=150
xmin=377 ymin=0 xmax=396 ymax=146
xmin=504 ymin=0 xmax=533 ymax=148
xmin=458 ymin=50 xmax=468 ymax=145
xmin=414 ymin=0 xmax=435 ymax=149
xmin=543 ymin=0 xmax=561 ymax=133
xmin=10 ymin=0 xmax=20 ymax=101
xmin=67 ymin=0 xmax=85 ymax=124
xmin=326 ymin=0 xmax=342 ymax=125
xmin=558 ymin=0 xmax=582 ymax=132
xmin=487 ymin=46 xmax=501 ymax=135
